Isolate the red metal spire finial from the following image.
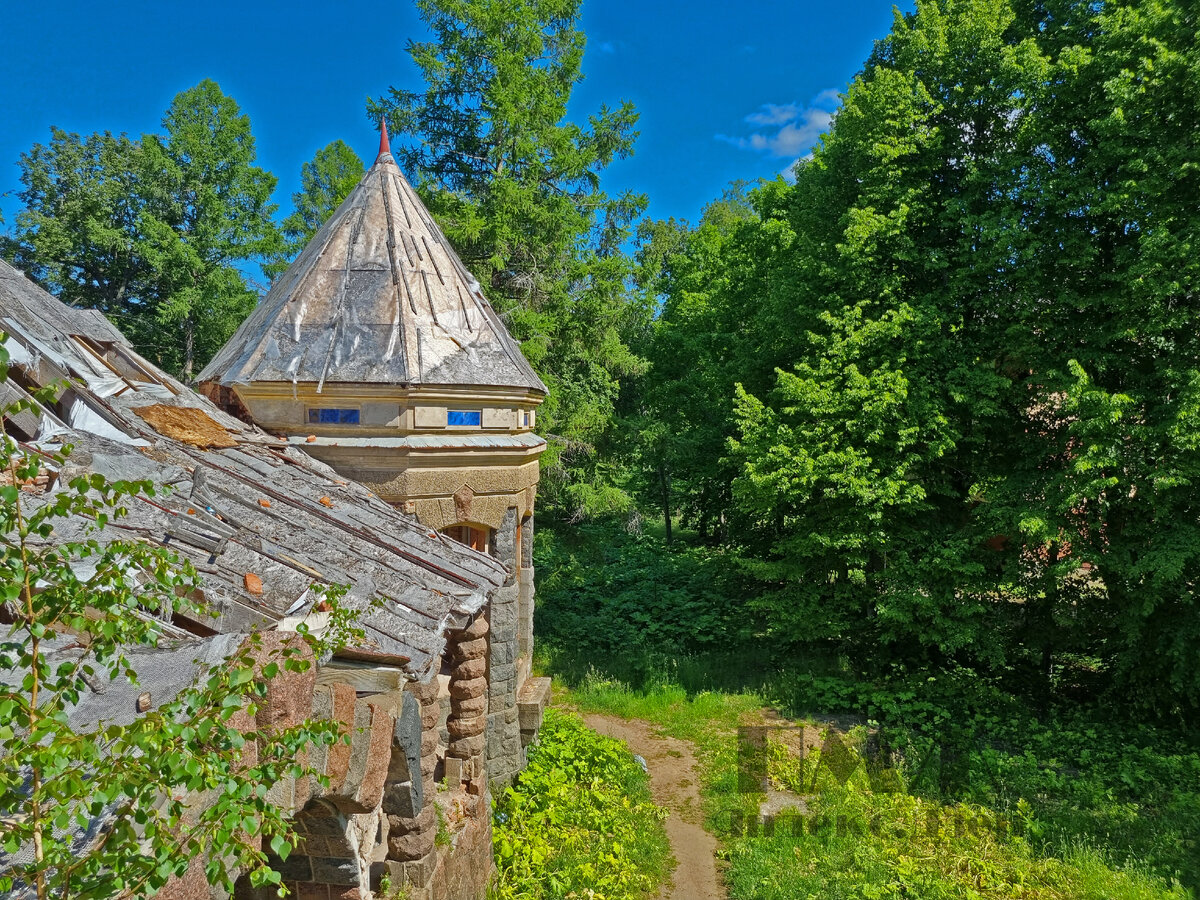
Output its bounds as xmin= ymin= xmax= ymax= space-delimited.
xmin=378 ymin=116 xmax=391 ymax=160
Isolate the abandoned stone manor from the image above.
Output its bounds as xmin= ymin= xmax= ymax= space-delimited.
xmin=0 ymin=124 xmax=551 ymax=899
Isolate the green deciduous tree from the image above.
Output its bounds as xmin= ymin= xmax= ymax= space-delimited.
xmin=727 ymin=0 xmax=1037 ymax=665
xmin=1 ymin=130 xmax=152 ymax=325
xmin=368 ymin=0 xmax=648 ymax=518
xmin=631 ymin=183 xmax=791 ymax=543
xmin=2 ymin=80 xmax=282 ymax=380
xmin=139 ymin=80 xmax=282 ymax=379
xmin=1003 ymin=0 xmax=1200 ymax=709
xmin=639 ymin=0 xmax=1200 ymax=713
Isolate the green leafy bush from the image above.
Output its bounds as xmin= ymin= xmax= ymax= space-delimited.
xmin=534 ymin=520 xmax=768 ymax=688
xmin=490 ymin=708 xmax=671 ymax=900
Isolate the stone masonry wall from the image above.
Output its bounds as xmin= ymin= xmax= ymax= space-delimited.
xmin=486 ymin=507 xmax=523 ymax=788
xmin=517 ymin=513 xmax=534 ymax=688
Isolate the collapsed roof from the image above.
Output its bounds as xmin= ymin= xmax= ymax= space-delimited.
xmin=197 ymin=136 xmax=547 ymax=395
xmin=0 ymin=258 xmax=506 ymax=679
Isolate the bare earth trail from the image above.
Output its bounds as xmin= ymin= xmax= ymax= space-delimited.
xmin=583 ymin=714 xmax=724 ymax=900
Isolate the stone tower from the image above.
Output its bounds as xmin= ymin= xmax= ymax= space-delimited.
xmin=199 ymin=123 xmax=547 ymax=787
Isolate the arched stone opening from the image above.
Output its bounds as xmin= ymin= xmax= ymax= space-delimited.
xmin=442 ymin=522 xmax=492 ymax=554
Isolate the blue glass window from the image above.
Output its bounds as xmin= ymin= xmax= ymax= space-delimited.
xmin=447 ymin=410 xmax=482 ymax=426
xmin=308 ymin=408 xmax=360 ymax=425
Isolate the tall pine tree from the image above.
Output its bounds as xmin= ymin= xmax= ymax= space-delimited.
xmin=369 ymin=0 xmax=648 ymax=518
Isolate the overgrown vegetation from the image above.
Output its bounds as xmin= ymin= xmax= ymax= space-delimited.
xmin=537 ymin=521 xmax=1200 ymax=898
xmin=533 ymin=520 xmax=764 ymax=687
xmin=490 ymin=708 xmax=671 ymax=900
xmin=561 ymin=672 xmax=1196 ymax=900
xmin=628 ymin=0 xmax=1200 ymax=717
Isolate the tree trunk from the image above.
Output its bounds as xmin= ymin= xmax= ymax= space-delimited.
xmin=183 ymin=315 xmax=195 ymax=381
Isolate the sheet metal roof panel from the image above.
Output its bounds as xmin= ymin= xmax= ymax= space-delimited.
xmin=198 ymin=154 xmax=546 ymax=395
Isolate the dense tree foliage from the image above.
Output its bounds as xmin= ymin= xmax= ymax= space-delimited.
xmin=2 ymin=80 xmax=281 ymax=378
xmin=634 ymin=0 xmax=1200 ymax=714
xmin=369 ymin=0 xmax=649 ymax=518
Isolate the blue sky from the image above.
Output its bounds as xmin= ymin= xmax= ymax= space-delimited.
xmin=0 ymin=0 xmax=912 ymax=230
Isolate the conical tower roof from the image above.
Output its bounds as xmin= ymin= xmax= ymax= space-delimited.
xmin=198 ymin=138 xmax=547 ymax=394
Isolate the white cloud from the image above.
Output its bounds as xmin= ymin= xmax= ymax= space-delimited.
xmin=745 ymin=103 xmax=802 ymax=126
xmin=779 ymin=154 xmax=813 ymax=184
xmin=812 ymin=88 xmax=842 ymax=109
xmin=718 ymin=90 xmax=840 ymax=163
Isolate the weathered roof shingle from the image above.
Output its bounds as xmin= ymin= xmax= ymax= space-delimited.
xmin=197 ymin=148 xmax=547 ymax=395
xmin=0 ymin=258 xmax=506 ymax=679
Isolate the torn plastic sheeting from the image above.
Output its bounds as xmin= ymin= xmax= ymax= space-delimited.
xmin=2 ymin=321 xmax=71 ymax=372
xmin=10 ymin=327 xmax=124 ymax=398
xmin=65 ymin=396 xmax=149 ymax=448
xmin=33 ymin=415 xmax=70 ymax=446
xmin=79 ymin=370 xmax=127 ymax=400
xmin=2 ymin=335 xmax=34 ymax=367
xmin=284 ymin=587 xmax=312 ymax=616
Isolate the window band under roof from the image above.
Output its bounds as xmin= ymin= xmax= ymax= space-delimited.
xmin=308 ymin=408 xmax=360 ymax=425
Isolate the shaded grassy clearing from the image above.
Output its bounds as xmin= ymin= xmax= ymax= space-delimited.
xmin=559 ymin=676 xmax=1192 ymax=900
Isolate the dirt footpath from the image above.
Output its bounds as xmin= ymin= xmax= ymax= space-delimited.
xmin=583 ymin=714 xmax=724 ymax=900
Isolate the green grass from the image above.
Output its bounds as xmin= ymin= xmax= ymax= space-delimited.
xmin=557 ymin=671 xmax=1194 ymax=900
xmin=640 ymin=513 xmax=703 ymax=547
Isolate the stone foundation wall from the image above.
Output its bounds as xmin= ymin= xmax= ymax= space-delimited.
xmin=161 ymin=522 xmax=542 ymax=900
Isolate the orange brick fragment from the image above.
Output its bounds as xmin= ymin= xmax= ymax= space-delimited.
xmin=244 ymin=573 xmax=263 ymax=595
xmin=319 ymin=496 xmax=334 ymax=508
xmin=258 ymin=499 xmax=272 ymax=508
xmin=306 ymin=435 xmax=317 ymax=443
